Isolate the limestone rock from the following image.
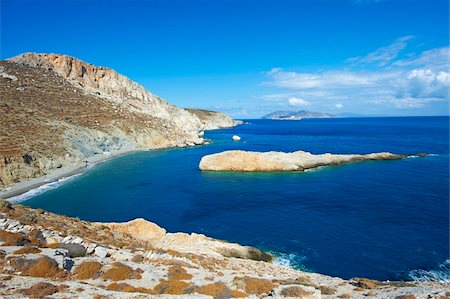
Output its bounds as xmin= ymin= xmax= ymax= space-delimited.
xmin=199 ymin=150 xmax=416 ymax=172
xmin=186 ymin=109 xmax=242 ymax=130
xmin=232 ymin=135 xmax=241 ymax=141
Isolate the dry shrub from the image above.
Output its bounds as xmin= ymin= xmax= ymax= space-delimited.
xmin=153 ymin=279 xmax=191 ymax=295
xmin=280 ymin=286 xmax=313 ymax=297
xmin=93 ymin=295 xmax=110 ymax=299
xmin=25 ymin=256 xmax=64 ymax=278
xmin=196 ymin=282 xmax=230 ymax=297
xmin=27 ymin=229 xmax=46 ymax=247
xmin=230 ymin=290 xmax=248 ymax=298
xmin=22 ymin=282 xmax=58 ymax=298
xmin=234 ymin=277 xmax=276 ymax=295
xmin=13 ymin=246 xmax=41 ymax=254
xmin=338 ymin=294 xmax=351 ymax=298
xmin=106 ymin=282 xmax=153 ymax=294
xmin=168 ymin=265 xmax=192 ymax=281
xmin=102 ymin=262 xmax=137 ymax=281
xmin=353 ymin=278 xmax=379 ymax=289
xmin=318 ymin=285 xmax=336 ymax=295
xmin=394 ymin=295 xmax=416 ymax=299
xmin=73 ymin=261 xmax=103 ymax=280
xmin=131 ymin=254 xmax=144 ymax=263
xmin=0 ymin=230 xmax=29 ymax=246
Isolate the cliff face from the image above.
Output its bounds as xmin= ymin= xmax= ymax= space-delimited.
xmin=186 ymin=109 xmax=243 ymax=130
xmin=9 ymin=53 xmax=202 ymax=134
xmin=0 ymin=54 xmax=238 ymax=190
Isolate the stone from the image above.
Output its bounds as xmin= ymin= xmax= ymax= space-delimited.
xmin=94 ymin=246 xmax=110 ymax=258
xmin=232 ymin=135 xmax=241 ymax=141
xmin=56 ymin=243 xmax=86 ymax=258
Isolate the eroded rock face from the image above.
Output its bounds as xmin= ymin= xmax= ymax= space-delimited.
xmin=199 ymin=150 xmax=413 ymax=172
xmin=186 ymin=109 xmax=243 ymax=130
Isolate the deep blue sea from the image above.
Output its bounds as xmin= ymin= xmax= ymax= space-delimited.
xmin=20 ymin=117 xmax=449 ymax=281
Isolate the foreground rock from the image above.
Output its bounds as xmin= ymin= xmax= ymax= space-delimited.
xmin=0 ymin=202 xmax=446 ymax=298
xmin=199 ymin=150 xmax=422 ymax=172
xmin=186 ymin=109 xmax=243 ymax=130
xmin=0 ymin=53 xmax=240 ymax=190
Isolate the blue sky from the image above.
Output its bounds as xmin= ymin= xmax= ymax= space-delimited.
xmin=1 ymin=0 xmax=449 ymax=117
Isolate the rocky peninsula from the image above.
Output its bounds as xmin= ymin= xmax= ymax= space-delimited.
xmin=199 ymin=150 xmax=424 ymax=172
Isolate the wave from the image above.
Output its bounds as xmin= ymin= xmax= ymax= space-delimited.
xmin=408 ymin=259 xmax=450 ymax=283
xmin=273 ymin=252 xmax=310 ymax=272
xmin=8 ymin=174 xmax=82 ymax=203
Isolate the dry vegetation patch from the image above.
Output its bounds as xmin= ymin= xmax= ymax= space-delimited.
xmin=21 ymin=282 xmax=58 ymax=298
xmin=13 ymin=246 xmax=41 ymax=254
xmin=73 ymin=261 xmax=103 ymax=280
xmin=25 ymin=256 xmax=65 ymax=278
xmin=0 ymin=230 xmax=30 ymax=246
xmin=234 ymin=276 xmax=276 ymax=295
xmin=280 ymin=286 xmax=314 ymax=297
xmin=102 ymin=262 xmax=141 ymax=281
xmin=153 ymin=279 xmax=192 ymax=295
xmin=168 ymin=264 xmax=193 ymax=281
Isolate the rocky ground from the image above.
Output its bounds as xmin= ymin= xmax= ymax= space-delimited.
xmin=0 ymin=202 xmax=447 ymax=298
xmin=199 ymin=150 xmax=426 ymax=172
xmin=0 ymin=53 xmax=238 ymax=190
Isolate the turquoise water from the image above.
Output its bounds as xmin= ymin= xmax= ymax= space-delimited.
xmin=23 ymin=117 xmax=449 ymax=281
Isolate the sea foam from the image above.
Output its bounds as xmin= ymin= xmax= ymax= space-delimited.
xmin=8 ymin=174 xmax=81 ymax=203
xmin=408 ymin=259 xmax=450 ymax=283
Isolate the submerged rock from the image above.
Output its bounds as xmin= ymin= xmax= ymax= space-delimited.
xmin=199 ymin=150 xmax=423 ymax=172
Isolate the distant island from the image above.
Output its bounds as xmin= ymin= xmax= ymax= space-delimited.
xmin=262 ymin=110 xmax=336 ymax=120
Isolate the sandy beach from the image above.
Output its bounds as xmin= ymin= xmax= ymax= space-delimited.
xmin=0 ymin=148 xmax=141 ymax=201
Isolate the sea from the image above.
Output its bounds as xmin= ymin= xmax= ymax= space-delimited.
xmin=15 ymin=116 xmax=450 ymax=282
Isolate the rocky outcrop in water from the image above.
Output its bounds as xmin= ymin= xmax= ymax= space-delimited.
xmin=186 ymin=109 xmax=243 ymax=130
xmin=199 ymin=150 xmax=418 ymax=172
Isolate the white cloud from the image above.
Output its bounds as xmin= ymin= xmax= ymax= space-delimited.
xmin=405 ymin=69 xmax=449 ymax=99
xmin=347 ymin=36 xmax=413 ymax=66
xmin=262 ymin=44 xmax=449 ymax=111
xmin=288 ymin=97 xmax=311 ymax=107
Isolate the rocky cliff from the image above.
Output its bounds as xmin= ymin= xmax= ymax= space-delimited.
xmin=0 ymin=53 xmax=238 ymax=190
xmin=187 ymin=109 xmax=243 ymax=130
xmin=199 ymin=150 xmax=423 ymax=172
xmin=0 ymin=202 xmax=446 ymax=298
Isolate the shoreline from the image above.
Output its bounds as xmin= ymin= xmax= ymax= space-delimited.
xmin=0 ymin=148 xmax=142 ymax=201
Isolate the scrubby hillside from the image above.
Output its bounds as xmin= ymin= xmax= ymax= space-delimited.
xmin=0 ymin=202 xmax=446 ymax=298
xmin=0 ymin=54 xmax=239 ymax=189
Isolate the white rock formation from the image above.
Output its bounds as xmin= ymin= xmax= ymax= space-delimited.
xmin=199 ymin=150 xmax=416 ymax=172
xmin=232 ymin=135 xmax=241 ymax=141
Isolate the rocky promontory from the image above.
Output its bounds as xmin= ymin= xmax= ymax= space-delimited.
xmin=187 ymin=109 xmax=243 ymax=130
xmin=199 ymin=150 xmax=421 ymax=172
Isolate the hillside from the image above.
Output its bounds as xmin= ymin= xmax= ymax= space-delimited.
xmin=186 ymin=109 xmax=243 ymax=130
xmin=0 ymin=53 xmax=237 ymax=190
xmin=0 ymin=202 xmax=446 ymax=298
xmin=262 ymin=110 xmax=336 ymax=120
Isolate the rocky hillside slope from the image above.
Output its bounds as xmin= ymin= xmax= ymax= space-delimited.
xmin=0 ymin=202 xmax=447 ymax=298
xmin=0 ymin=53 xmax=238 ymax=190
xmin=187 ymin=109 xmax=243 ymax=130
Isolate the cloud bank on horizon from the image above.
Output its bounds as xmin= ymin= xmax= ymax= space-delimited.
xmin=260 ymin=37 xmax=449 ymax=115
